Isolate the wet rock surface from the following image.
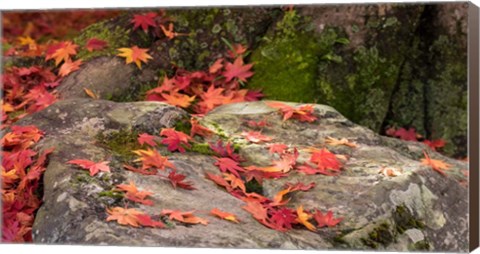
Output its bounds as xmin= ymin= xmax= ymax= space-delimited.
xmin=16 ymin=99 xmax=468 ymax=251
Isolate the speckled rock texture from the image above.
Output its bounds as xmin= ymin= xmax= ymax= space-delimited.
xmin=14 ymin=99 xmax=468 ymax=251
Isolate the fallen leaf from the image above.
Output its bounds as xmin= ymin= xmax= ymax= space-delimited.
xmin=421 ymin=151 xmax=450 ymax=176
xmin=131 ymin=12 xmax=157 ymax=33
xmin=223 ymin=57 xmax=254 ymax=82
xmin=85 ymin=38 xmax=108 ymax=52
xmin=67 ymin=159 xmax=110 ymax=176
xmin=137 ymin=133 xmax=158 ymax=147
xmin=117 ymin=46 xmax=152 ymax=69
xmin=241 ymin=131 xmax=273 ymax=143
xmin=58 ymin=59 xmax=82 ymax=77
xmin=296 ymin=205 xmax=316 ymax=232
xmin=106 ymin=207 xmax=144 ymax=227
xmin=161 ymin=209 xmax=208 ymax=225
xmin=325 ymin=136 xmax=357 ymax=148
xmin=210 ymin=208 xmax=240 ymax=223
xmin=214 ymin=157 xmax=244 ymax=178
xmin=133 ymin=148 xmax=176 ymax=170
xmin=167 ymin=170 xmax=196 ymax=190
xmin=313 ymin=210 xmax=343 ymax=228
xmin=378 ymin=166 xmax=402 ymax=177
xmin=160 ymin=128 xmax=192 ymax=153
xmin=83 ymin=87 xmax=99 ymax=99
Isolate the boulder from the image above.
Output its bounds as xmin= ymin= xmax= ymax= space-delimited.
xmin=16 ymin=99 xmax=467 ymax=251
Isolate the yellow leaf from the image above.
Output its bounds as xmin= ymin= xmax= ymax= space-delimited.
xmin=117 ymin=46 xmax=152 ymax=69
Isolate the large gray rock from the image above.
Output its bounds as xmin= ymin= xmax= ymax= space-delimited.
xmin=17 ymin=99 xmax=468 ymax=251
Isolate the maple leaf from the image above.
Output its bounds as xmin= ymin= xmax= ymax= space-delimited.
xmin=265 ymin=102 xmax=317 ymax=122
xmin=393 ymin=127 xmax=418 ymax=141
xmin=67 ymin=159 xmax=110 ymax=176
xmin=45 ymin=41 xmax=78 ymax=66
xmin=214 ymin=157 xmax=244 ymax=178
xmin=161 ymin=209 xmax=208 ymax=225
xmin=161 ymin=91 xmax=196 ymax=108
xmin=423 ymin=139 xmax=446 ymax=151
xmin=271 ymin=188 xmax=292 ymax=206
xmin=117 ymin=46 xmax=152 ymax=69
xmin=83 ymin=88 xmax=99 ymax=99
xmin=190 ymin=118 xmax=213 ymax=138
xmin=269 ymin=207 xmax=298 ymax=232
xmin=197 ymin=85 xmax=233 ymax=113
xmin=137 ymin=133 xmax=158 ymax=147
xmin=310 ymin=148 xmax=341 ymax=172
xmin=160 ymin=128 xmax=192 ymax=153
xmin=313 ymin=210 xmax=343 ymax=228
xmin=325 ymin=136 xmax=357 ymax=148
xmin=210 ymin=208 xmax=240 ymax=223
xmin=123 ymin=164 xmax=157 ymax=175
xmin=244 ymin=170 xmax=287 ymax=185
xmin=223 ymin=57 xmax=254 ymax=82
xmin=296 ymin=205 xmax=316 ymax=232
xmin=247 ymin=119 xmax=270 ymax=129
xmin=285 ymin=182 xmax=316 ymax=192
xmin=106 ymin=207 xmax=144 ymax=227
xmin=58 ymin=59 xmax=82 ymax=77
xmin=296 ymin=163 xmax=338 ymax=176
xmin=241 ymin=131 xmax=273 ymax=143
xmin=243 ymin=201 xmax=269 ymax=223
xmin=209 ymin=59 xmax=224 ymax=74
xmin=131 ymin=12 xmax=157 ymax=33
xmin=85 ymin=38 xmax=108 ymax=52
xmin=420 ymin=151 xmax=450 ymax=176
xmin=136 ymin=214 xmax=165 ymax=228
xmin=116 ymin=181 xmax=154 ymax=206
xmin=223 ymin=173 xmax=246 ymax=193
xmin=132 ymin=148 xmax=176 ymax=170
xmin=208 ymin=140 xmax=241 ymax=161
xmin=160 ymin=23 xmax=189 ymax=40
xmin=167 ymin=170 xmax=196 ymax=190
xmin=205 ymin=172 xmax=231 ymax=191
xmin=227 ymin=44 xmax=248 ymax=58
xmin=267 ymin=143 xmax=288 ymax=154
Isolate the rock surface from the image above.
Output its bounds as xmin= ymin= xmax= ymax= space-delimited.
xmin=15 ymin=99 xmax=468 ymax=251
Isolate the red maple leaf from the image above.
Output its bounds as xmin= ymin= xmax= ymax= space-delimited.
xmin=137 ymin=133 xmax=158 ymax=147
xmin=85 ymin=38 xmax=108 ymax=52
xmin=116 ymin=181 xmax=154 ymax=206
xmin=423 ymin=139 xmax=446 ymax=151
xmin=393 ymin=127 xmax=418 ymax=141
xmin=223 ymin=57 xmax=254 ymax=82
xmin=310 ymin=148 xmax=341 ymax=172
xmin=209 ymin=58 xmax=224 ymax=74
xmin=166 ymin=170 xmax=196 ymax=190
xmin=247 ymin=119 xmax=270 ymax=129
xmin=296 ymin=163 xmax=339 ymax=176
xmin=132 ymin=148 xmax=176 ymax=171
xmin=67 ymin=159 xmax=110 ymax=176
xmin=214 ymin=157 xmax=244 ymax=178
xmin=160 ymin=128 xmax=192 ymax=153
xmin=285 ymin=182 xmax=315 ymax=192
xmin=205 ymin=172 xmax=231 ymax=191
xmin=208 ymin=140 xmax=241 ymax=161
xmin=241 ymin=131 xmax=273 ymax=143
xmin=227 ymin=44 xmax=248 ymax=58
xmin=267 ymin=143 xmax=288 ymax=154
xmin=131 ymin=12 xmax=157 ymax=33
xmin=269 ymin=207 xmax=298 ymax=232
xmin=135 ymin=214 xmax=165 ymax=228
xmin=190 ymin=118 xmax=213 ymax=138
xmin=313 ymin=210 xmax=343 ymax=228
xmin=265 ymin=102 xmax=317 ymax=123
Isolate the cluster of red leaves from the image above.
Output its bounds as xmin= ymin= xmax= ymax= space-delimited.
xmin=205 ymin=120 xmax=346 ymax=232
xmin=1 ymin=125 xmax=54 ymax=242
xmin=145 ymin=45 xmax=262 ymax=114
xmin=385 ymin=127 xmax=446 ymax=151
xmin=266 ymin=102 xmax=317 ymax=123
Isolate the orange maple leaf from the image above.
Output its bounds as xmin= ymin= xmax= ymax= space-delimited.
xmin=210 ymin=208 xmax=240 ymax=223
xmin=160 ymin=23 xmax=189 ymax=40
xmin=116 ymin=181 xmax=154 ymax=206
xmin=324 ymin=136 xmax=357 ymax=148
xmin=161 ymin=209 xmax=208 ymax=225
xmin=161 ymin=91 xmax=195 ymax=108
xmin=46 ymin=41 xmax=79 ymax=66
xmin=223 ymin=173 xmax=246 ymax=193
xmin=58 ymin=59 xmax=82 ymax=77
xmin=117 ymin=46 xmax=153 ymax=69
xmin=296 ymin=205 xmax=316 ymax=232
xmin=133 ymin=148 xmax=176 ymax=170
xmin=421 ymin=151 xmax=451 ymax=176
xmin=106 ymin=207 xmax=144 ymax=227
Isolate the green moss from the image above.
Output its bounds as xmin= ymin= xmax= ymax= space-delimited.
xmin=188 ymin=143 xmax=216 ymax=155
xmin=98 ymin=190 xmax=124 ymax=199
xmin=174 ymin=118 xmax=192 ymax=135
xmin=411 ymin=240 xmax=431 ymax=251
xmin=393 ymin=205 xmax=425 ymax=234
xmin=248 ymin=10 xmax=324 ymax=103
xmin=361 ymin=222 xmax=394 ymax=248
xmin=96 ymin=129 xmax=141 ymax=162
xmin=74 ymin=20 xmax=130 ymax=61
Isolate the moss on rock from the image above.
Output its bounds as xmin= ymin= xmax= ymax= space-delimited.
xmin=96 ymin=129 xmax=141 ymax=162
